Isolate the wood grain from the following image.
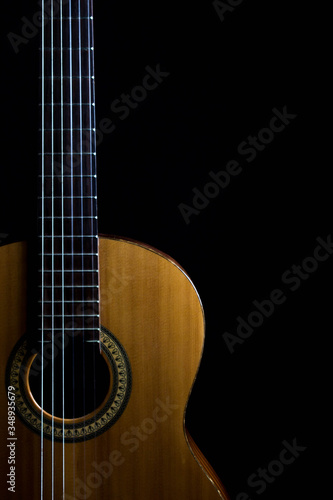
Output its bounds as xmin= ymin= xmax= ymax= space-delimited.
xmin=0 ymin=237 xmax=229 ymax=500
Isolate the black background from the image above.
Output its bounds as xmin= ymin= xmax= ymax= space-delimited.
xmin=0 ymin=1 xmax=330 ymax=499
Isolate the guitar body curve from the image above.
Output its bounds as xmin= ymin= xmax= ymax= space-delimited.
xmin=0 ymin=236 xmax=228 ymax=499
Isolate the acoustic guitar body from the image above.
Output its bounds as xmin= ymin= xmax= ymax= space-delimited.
xmin=0 ymin=236 xmax=227 ymax=500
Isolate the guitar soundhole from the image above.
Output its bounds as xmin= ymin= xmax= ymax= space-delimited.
xmin=28 ymin=340 xmax=111 ymax=419
xmin=7 ymin=326 xmax=132 ymax=441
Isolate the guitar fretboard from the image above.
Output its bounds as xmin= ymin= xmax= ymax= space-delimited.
xmin=38 ymin=0 xmax=99 ymax=342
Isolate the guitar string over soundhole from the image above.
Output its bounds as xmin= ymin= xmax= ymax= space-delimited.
xmin=27 ymin=339 xmax=112 ymax=421
xmin=6 ymin=326 xmax=132 ymax=442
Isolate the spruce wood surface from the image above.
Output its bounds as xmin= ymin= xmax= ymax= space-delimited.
xmin=0 ymin=237 xmax=229 ymax=500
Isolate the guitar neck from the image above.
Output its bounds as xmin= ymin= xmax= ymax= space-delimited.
xmin=37 ymin=0 xmax=99 ymax=342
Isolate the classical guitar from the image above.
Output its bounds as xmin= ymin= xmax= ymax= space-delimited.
xmin=0 ymin=1 xmax=229 ymax=498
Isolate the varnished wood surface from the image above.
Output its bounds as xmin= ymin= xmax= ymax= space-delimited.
xmin=0 ymin=237 xmax=229 ymax=500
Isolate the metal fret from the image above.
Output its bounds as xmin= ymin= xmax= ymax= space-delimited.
xmin=38 ymin=286 xmax=99 ymax=290
xmin=39 ymin=216 xmax=97 ymax=219
xmin=37 ymin=328 xmax=99 ymax=331
xmin=40 ymin=103 xmax=94 ymax=106
xmin=38 ymin=235 xmax=98 ymax=238
xmin=39 ymin=175 xmax=97 ymax=178
xmin=40 ymin=47 xmax=93 ymax=51
xmin=39 ymin=152 xmax=96 ymax=155
xmin=49 ymin=17 xmax=93 ymax=20
xmin=40 ymin=270 xmax=98 ymax=272
xmin=40 ymin=253 xmax=98 ymax=255
xmin=39 ymin=128 xmax=94 ymax=131
xmin=40 ymin=315 xmax=99 ymax=318
xmin=39 ymin=76 xmax=94 ymax=79
xmin=39 ymin=300 xmax=99 ymax=303
xmin=38 ymin=196 xmax=97 ymax=199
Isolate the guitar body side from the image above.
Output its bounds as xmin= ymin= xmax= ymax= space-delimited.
xmin=0 ymin=237 xmax=228 ymax=500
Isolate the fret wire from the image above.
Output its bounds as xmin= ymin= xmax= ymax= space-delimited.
xmin=49 ymin=17 xmax=93 ymax=20
xmin=40 ymin=315 xmax=99 ymax=317
xmin=39 ymin=285 xmax=99 ymax=288
xmin=39 ymin=176 xmax=97 ymax=178
xmin=40 ymin=47 xmax=93 ymax=50
xmin=39 ymin=152 xmax=96 ymax=155
xmin=39 ymin=235 xmax=98 ymax=238
xmin=38 ymin=328 xmax=100 ymax=331
xmin=40 ymin=128 xmax=93 ymax=131
xmin=41 ymin=269 xmax=98 ymax=272
xmin=39 ymin=76 xmax=94 ymax=79
xmin=40 ymin=300 xmax=99 ymax=303
xmin=38 ymin=196 xmax=97 ymax=198
xmin=40 ymin=216 xmax=98 ymax=218
xmin=40 ymin=103 xmax=94 ymax=106
xmin=40 ymin=253 xmax=98 ymax=255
